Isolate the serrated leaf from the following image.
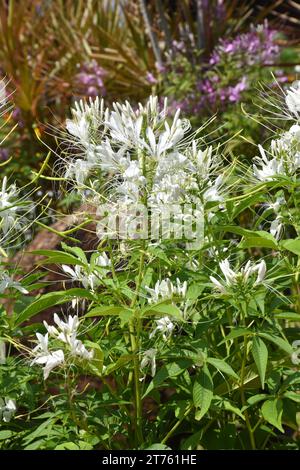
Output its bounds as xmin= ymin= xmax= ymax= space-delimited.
xmin=193 ymin=365 xmax=213 ymax=420
xmin=251 ymin=336 xmax=268 ymax=389
xmin=261 ymin=398 xmax=284 ymax=432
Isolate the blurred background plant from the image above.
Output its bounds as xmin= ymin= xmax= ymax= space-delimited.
xmin=0 ymin=0 xmax=299 ymax=193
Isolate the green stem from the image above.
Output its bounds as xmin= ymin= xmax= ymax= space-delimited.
xmin=161 ymin=405 xmax=193 ymax=445
xmin=240 ymin=331 xmax=256 ymax=450
xmin=128 ymin=244 xmax=146 ymax=447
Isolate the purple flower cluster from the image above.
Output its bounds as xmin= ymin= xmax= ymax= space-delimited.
xmin=0 ymin=148 xmax=9 ymax=162
xmin=167 ymin=22 xmax=282 ymax=116
xmin=75 ymin=60 xmax=106 ymax=98
xmin=209 ymin=22 xmax=279 ymax=67
xmin=198 ymin=76 xmax=247 ymax=106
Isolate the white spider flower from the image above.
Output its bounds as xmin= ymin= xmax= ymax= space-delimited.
xmin=188 ymin=142 xmax=216 ymax=179
xmin=291 ymin=340 xmax=300 ymax=365
xmin=0 ymin=398 xmax=16 ymax=423
xmin=145 ymin=278 xmax=187 ymax=304
xmin=150 ymin=316 xmax=175 ymax=340
xmin=270 ymin=216 xmax=284 ymax=240
xmin=285 ymin=81 xmax=300 ymax=116
xmin=69 ymin=332 xmax=94 ymax=361
xmin=141 ymin=348 xmax=157 ymax=377
xmin=66 ymin=97 xmax=109 ymax=145
xmin=62 ymin=254 xmax=110 ymax=291
xmin=210 ymin=259 xmax=267 ymax=294
xmin=30 ymin=332 xmax=65 ymax=380
xmin=253 ymin=145 xmax=285 ymax=181
xmin=32 ymin=349 xmax=65 ymax=380
xmin=0 ymin=272 xmax=28 ymax=294
xmin=44 ymin=313 xmax=80 ymax=344
xmin=203 ymin=175 xmax=224 ymax=202
xmin=0 ymin=340 xmax=5 ymax=364
xmin=64 ymin=158 xmax=95 ymax=185
xmin=45 ymin=314 xmax=93 ymax=354
xmin=0 ymin=177 xmax=23 ymax=235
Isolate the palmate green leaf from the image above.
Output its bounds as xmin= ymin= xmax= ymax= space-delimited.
xmin=104 ymin=354 xmax=134 ymax=376
xmin=251 ymin=336 xmax=268 ymax=389
xmin=15 ymin=288 xmax=95 ymax=326
xmin=258 ymin=332 xmax=293 ymax=355
xmin=193 ymin=365 xmax=213 ymax=421
xmin=206 ymin=357 xmax=238 ymax=380
xmin=261 ymin=398 xmax=284 ymax=433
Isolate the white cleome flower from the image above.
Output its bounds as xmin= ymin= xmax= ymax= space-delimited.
xmin=69 ymin=332 xmax=94 ymax=361
xmin=141 ymin=348 xmax=157 ymax=377
xmin=253 ymin=145 xmax=285 ymax=181
xmin=0 ymin=177 xmax=23 ymax=235
xmin=145 ymin=278 xmax=187 ymax=304
xmin=150 ymin=316 xmax=175 ymax=340
xmin=285 ymin=81 xmax=300 ymax=116
xmin=210 ymin=258 xmax=266 ymax=294
xmin=0 ymin=272 xmax=28 ymax=294
xmin=0 ymin=398 xmax=16 ymax=423
xmin=31 ymin=332 xmax=65 ymax=379
xmin=62 ymin=254 xmax=110 ymax=291
xmin=44 ymin=313 xmax=80 ymax=344
xmin=0 ymin=340 xmax=6 ymax=364
xmin=291 ymin=340 xmax=300 ymax=365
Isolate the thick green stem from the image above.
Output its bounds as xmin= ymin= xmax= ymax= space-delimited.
xmin=129 ymin=246 xmax=146 ymax=447
xmin=239 ymin=306 xmax=256 ymax=450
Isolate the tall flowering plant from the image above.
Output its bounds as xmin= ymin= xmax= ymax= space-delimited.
xmin=1 ymin=82 xmax=300 ymax=450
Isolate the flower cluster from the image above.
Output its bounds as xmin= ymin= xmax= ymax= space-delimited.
xmin=253 ymin=123 xmax=300 ymax=182
xmin=75 ymin=60 xmax=106 ymax=98
xmin=145 ymin=278 xmax=187 ymax=340
xmin=62 ymin=253 xmax=111 ymax=292
xmin=0 ymin=398 xmax=16 ymax=423
xmin=164 ymin=22 xmax=282 ymax=117
xmin=145 ymin=278 xmax=187 ymax=304
xmin=31 ymin=314 xmax=94 ymax=380
xmin=64 ymin=95 xmax=224 ymax=228
xmin=0 ymin=271 xmax=28 ymax=295
xmin=210 ymin=258 xmax=266 ymax=295
xmin=0 ymin=176 xmax=32 ymax=252
xmin=209 ymin=22 xmax=279 ymax=67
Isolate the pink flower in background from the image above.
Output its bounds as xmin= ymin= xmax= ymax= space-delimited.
xmin=75 ymin=60 xmax=106 ymax=97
